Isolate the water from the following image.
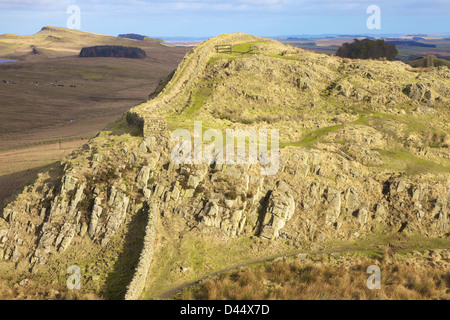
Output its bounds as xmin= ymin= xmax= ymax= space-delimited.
xmin=0 ymin=59 xmax=16 ymax=63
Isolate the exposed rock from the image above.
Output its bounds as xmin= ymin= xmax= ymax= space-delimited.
xmin=101 ymin=192 xmax=130 ymax=247
xmin=325 ymin=188 xmax=341 ymax=225
xmin=61 ymin=175 xmax=78 ymax=194
xmin=138 ymin=140 xmax=148 ymax=154
xmin=260 ymin=181 xmax=295 ymax=239
xmin=137 ymin=166 xmax=151 ymax=189
xmin=417 ymin=106 xmax=436 ymax=115
xmin=344 ymin=187 xmax=360 ymax=214
xmin=89 ymin=198 xmax=103 ymax=239
xmin=187 ymin=174 xmax=201 ymax=189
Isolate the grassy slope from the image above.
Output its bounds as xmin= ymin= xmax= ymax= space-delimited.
xmin=138 ymin=35 xmax=450 ymax=177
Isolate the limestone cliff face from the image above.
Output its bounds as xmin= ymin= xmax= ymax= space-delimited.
xmin=0 ymin=33 xmax=449 ymax=298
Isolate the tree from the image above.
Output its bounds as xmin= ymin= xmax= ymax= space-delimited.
xmin=336 ymin=39 xmax=397 ymax=61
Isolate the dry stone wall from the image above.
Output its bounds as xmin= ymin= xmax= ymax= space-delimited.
xmin=124 ymin=200 xmax=159 ymax=300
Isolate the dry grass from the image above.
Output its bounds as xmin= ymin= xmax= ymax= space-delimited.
xmin=176 ymin=251 xmax=450 ymax=300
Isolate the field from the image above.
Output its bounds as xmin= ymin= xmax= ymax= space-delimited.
xmin=0 ymin=27 xmax=190 ymax=208
xmin=284 ymin=36 xmax=450 ymax=61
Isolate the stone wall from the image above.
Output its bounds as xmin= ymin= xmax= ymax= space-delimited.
xmin=143 ymin=117 xmax=168 ymax=138
xmin=124 ymin=200 xmax=159 ymax=300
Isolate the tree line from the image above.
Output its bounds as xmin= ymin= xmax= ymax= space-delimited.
xmin=336 ymin=39 xmax=398 ymax=60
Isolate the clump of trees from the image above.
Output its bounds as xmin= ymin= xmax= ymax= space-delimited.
xmin=336 ymin=39 xmax=398 ymax=60
xmin=79 ymin=45 xmax=146 ymax=59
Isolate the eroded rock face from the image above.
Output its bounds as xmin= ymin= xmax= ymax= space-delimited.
xmin=259 ymin=181 xmax=295 ymax=240
xmin=101 ymin=191 xmax=130 ymax=247
xmin=137 ymin=166 xmax=151 ymax=189
xmin=198 ymin=199 xmax=247 ymax=238
xmin=0 ymin=115 xmax=449 ymax=277
xmin=325 ymin=188 xmax=341 ymax=226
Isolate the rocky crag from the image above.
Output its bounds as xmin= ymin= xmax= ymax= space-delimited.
xmin=1 ymin=33 xmax=449 ymax=299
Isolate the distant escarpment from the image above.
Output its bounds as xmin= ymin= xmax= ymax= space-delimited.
xmin=385 ymin=40 xmax=436 ymax=48
xmin=118 ymin=33 xmax=164 ymax=43
xmin=79 ymin=45 xmax=147 ymax=59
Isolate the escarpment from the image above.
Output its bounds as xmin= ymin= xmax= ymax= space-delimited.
xmin=1 ymin=33 xmax=449 ymax=299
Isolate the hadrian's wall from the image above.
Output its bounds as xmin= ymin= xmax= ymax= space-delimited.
xmin=124 ymin=200 xmax=159 ymax=300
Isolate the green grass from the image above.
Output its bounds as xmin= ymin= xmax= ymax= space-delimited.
xmin=281 ymin=124 xmax=343 ymax=148
xmin=142 ymin=229 xmax=294 ymax=300
xmin=184 ymin=86 xmax=213 ymax=118
xmin=232 ymin=41 xmax=265 ymax=54
xmin=377 ymin=149 xmax=450 ymax=175
xmin=324 ymin=230 xmax=450 ymax=254
xmin=207 ymin=41 xmax=267 ymax=65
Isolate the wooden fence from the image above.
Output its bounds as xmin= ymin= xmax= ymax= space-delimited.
xmin=214 ymin=44 xmax=259 ymax=55
xmin=215 ymin=44 xmax=232 ymax=53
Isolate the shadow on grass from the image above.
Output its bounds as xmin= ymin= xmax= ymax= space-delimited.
xmin=0 ymin=162 xmax=59 ymax=210
xmin=102 ymin=203 xmax=148 ymax=300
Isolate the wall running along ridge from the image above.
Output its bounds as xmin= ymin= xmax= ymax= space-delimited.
xmin=124 ymin=200 xmax=159 ymax=300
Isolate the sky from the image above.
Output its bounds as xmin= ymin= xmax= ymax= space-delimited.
xmin=0 ymin=0 xmax=449 ymax=38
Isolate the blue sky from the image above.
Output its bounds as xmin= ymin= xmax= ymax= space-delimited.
xmin=0 ymin=0 xmax=449 ymax=38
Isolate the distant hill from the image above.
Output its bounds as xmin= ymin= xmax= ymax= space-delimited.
xmin=286 ymin=37 xmax=310 ymax=41
xmin=119 ymin=33 xmax=164 ymax=43
xmin=79 ymin=45 xmax=147 ymax=58
xmin=406 ymin=55 xmax=450 ymax=68
xmin=119 ymin=33 xmax=146 ymax=41
xmin=0 ymin=26 xmax=165 ymax=60
xmin=408 ymin=54 xmax=450 ymax=61
xmin=386 ymin=40 xmax=436 ymax=48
